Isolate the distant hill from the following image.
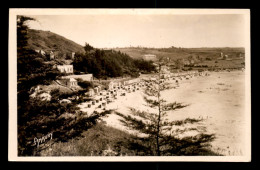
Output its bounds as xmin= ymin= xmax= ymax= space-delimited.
xmin=27 ymin=29 xmax=85 ymax=55
xmin=112 ymin=47 xmax=245 ymax=61
xmin=25 ymin=29 xmax=156 ymax=78
xmin=112 ymin=47 xmax=245 ymax=69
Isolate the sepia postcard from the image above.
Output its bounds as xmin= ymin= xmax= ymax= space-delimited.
xmin=8 ymin=8 xmax=251 ymax=162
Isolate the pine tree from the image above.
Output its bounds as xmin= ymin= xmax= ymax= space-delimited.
xmin=17 ymin=15 xmax=35 ymax=54
xmin=116 ymin=57 xmax=216 ymax=155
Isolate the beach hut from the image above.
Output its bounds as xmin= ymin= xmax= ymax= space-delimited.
xmin=95 ymin=98 xmax=99 ymax=103
xmin=107 ymin=98 xmax=113 ymax=104
xmin=94 ymin=87 xmax=99 ymax=94
xmin=86 ymin=89 xmax=94 ymax=97
xmin=97 ymin=86 xmax=102 ymax=92
xmin=102 ymin=102 xmax=106 ymax=107
xmin=99 ymin=90 xmax=106 ymax=96
xmin=108 ymin=82 xmax=115 ymax=90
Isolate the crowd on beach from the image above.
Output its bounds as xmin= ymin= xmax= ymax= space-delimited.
xmin=77 ymin=70 xmax=210 ymax=116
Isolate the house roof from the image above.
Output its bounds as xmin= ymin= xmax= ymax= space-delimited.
xmin=69 ymin=78 xmax=77 ymax=82
xmin=144 ymin=54 xmax=156 ymax=57
xmin=57 ymin=64 xmax=73 ymax=67
xmin=63 ymin=74 xmax=93 ymax=81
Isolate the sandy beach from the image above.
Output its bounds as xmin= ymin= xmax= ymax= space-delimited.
xmin=79 ymin=71 xmax=246 ymax=156
xmin=161 ymin=71 xmax=246 ymax=155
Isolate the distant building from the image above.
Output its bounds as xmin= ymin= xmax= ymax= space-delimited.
xmin=67 ymin=78 xmax=77 ymax=88
xmin=182 ymin=59 xmax=190 ymax=65
xmin=71 ymin=52 xmax=75 ymax=60
xmin=150 ymin=77 xmax=157 ymax=81
xmin=218 ymin=52 xmax=229 ymax=60
xmin=87 ymin=89 xmax=95 ymax=97
xmin=50 ymin=51 xmax=55 ymax=60
xmin=58 ymin=78 xmax=78 ymax=88
xmin=143 ymin=54 xmax=157 ymax=61
xmin=106 ymin=81 xmax=122 ymax=90
xmin=225 ymin=55 xmax=232 ymax=61
xmin=94 ymin=87 xmax=100 ymax=93
xmin=161 ymin=65 xmax=170 ymax=74
xmin=124 ymin=78 xmax=140 ymax=86
xmin=35 ymin=49 xmax=46 ymax=56
xmin=63 ymin=74 xmax=93 ymax=81
xmin=56 ymin=65 xmax=73 ymax=73
xmin=108 ymin=82 xmax=115 ymax=90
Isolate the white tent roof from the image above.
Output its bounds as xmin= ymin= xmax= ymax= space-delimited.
xmin=69 ymin=78 xmax=77 ymax=82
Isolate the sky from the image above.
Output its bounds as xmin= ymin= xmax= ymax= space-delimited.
xmin=27 ymin=14 xmax=246 ymax=48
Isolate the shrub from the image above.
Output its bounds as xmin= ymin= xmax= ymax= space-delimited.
xmin=76 ymin=78 xmax=94 ymax=90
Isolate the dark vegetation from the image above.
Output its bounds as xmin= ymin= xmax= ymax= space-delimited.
xmin=73 ymin=45 xmax=156 ymax=78
xmin=76 ymin=78 xmax=94 ymax=90
xmin=113 ymin=108 xmax=219 ymax=156
xmin=17 ymin=16 xmax=109 ymax=156
xmin=39 ymin=121 xmax=220 ymax=156
xmin=19 ymin=97 xmax=112 ymax=156
xmin=17 ymin=15 xmax=155 ymax=156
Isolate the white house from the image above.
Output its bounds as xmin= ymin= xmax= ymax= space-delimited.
xmin=67 ymin=78 xmax=77 ymax=88
xmin=86 ymin=89 xmax=95 ymax=97
xmin=94 ymin=87 xmax=100 ymax=94
xmin=35 ymin=49 xmax=46 ymax=56
xmin=50 ymin=51 xmax=55 ymax=60
xmin=56 ymin=65 xmax=74 ymax=74
xmin=71 ymin=52 xmax=75 ymax=60
xmin=143 ymin=54 xmax=157 ymax=61
xmin=63 ymin=74 xmax=93 ymax=81
xmin=58 ymin=78 xmax=78 ymax=88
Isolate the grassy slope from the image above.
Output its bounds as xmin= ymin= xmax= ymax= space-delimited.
xmin=40 ymin=122 xmax=141 ymax=156
xmin=112 ymin=47 xmax=245 ymax=69
xmin=113 ymin=47 xmax=191 ymax=60
xmin=113 ymin=47 xmax=245 ymax=59
xmin=27 ymin=29 xmax=85 ymax=54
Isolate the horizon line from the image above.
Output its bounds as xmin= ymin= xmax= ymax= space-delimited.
xmin=29 ymin=29 xmax=245 ymax=50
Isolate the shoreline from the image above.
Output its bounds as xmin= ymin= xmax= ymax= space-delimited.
xmin=93 ymin=70 xmax=246 ymax=156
